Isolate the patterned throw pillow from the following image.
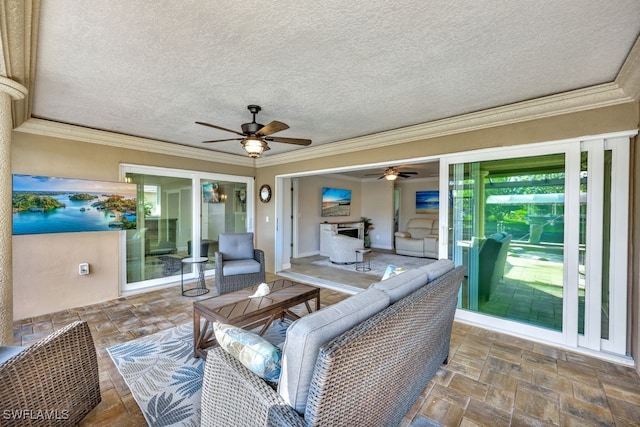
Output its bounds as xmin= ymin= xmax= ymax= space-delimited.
xmin=213 ymin=322 xmax=282 ymax=382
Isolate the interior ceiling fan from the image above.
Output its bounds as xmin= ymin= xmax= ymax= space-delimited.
xmin=365 ymin=167 xmax=419 ymax=181
xmin=196 ymin=105 xmax=312 ymax=158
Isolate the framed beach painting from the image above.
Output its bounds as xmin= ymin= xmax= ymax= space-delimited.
xmin=321 ymin=187 xmax=351 ymax=217
xmin=416 ymin=190 xmax=439 ymax=214
xmin=12 ymin=174 xmax=138 ymax=235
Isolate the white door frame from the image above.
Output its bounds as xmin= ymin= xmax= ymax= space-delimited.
xmin=439 ymin=130 xmax=635 ymax=362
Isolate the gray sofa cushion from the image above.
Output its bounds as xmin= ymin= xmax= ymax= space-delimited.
xmin=419 ymin=259 xmax=455 ymax=281
xmin=221 ymin=259 xmax=262 ymax=276
xmin=0 ymin=346 xmax=26 ymax=364
xmin=219 ymin=232 xmax=254 ymax=260
xmin=370 ymin=268 xmax=428 ymax=304
xmin=278 ymin=287 xmax=390 ymax=414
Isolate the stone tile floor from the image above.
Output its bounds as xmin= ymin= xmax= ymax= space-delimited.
xmin=12 ymin=272 xmax=640 ymax=426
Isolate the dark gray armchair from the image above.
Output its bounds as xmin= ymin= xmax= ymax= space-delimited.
xmin=478 ymin=232 xmax=512 ymax=301
xmin=214 ymin=232 xmax=265 ymax=295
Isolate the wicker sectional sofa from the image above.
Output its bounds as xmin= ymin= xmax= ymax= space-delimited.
xmin=201 ymin=260 xmax=465 ymax=427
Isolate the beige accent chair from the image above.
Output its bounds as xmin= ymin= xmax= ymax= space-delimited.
xmin=329 ymin=233 xmax=364 ymax=264
xmin=394 ymin=218 xmax=439 ymax=258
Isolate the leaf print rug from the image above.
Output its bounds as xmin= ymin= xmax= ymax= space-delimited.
xmin=107 ymin=321 xmax=291 ymax=426
xmin=107 ymin=323 xmax=203 ymax=427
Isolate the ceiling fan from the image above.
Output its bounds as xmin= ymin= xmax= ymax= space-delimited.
xmin=196 ymin=105 xmax=312 ymax=158
xmin=366 ymin=167 xmax=419 ymax=181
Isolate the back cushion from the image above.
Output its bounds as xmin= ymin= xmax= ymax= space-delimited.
xmin=219 ymin=232 xmax=254 ymax=260
xmin=370 ymin=268 xmax=428 ymax=303
xmin=407 ymin=218 xmax=434 ymax=239
xmin=278 ymin=288 xmax=390 ymax=414
xmin=419 ymin=259 xmax=455 ymax=281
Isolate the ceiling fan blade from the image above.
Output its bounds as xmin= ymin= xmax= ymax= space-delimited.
xmin=257 ymin=121 xmax=289 ymax=137
xmin=196 ymin=121 xmax=245 ymax=137
xmin=265 ymin=136 xmax=312 ymax=146
xmin=202 ymin=138 xmax=243 ymax=143
xmin=398 ymin=173 xmax=416 ymax=178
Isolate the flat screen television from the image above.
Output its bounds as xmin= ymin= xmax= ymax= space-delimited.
xmin=321 ymin=187 xmax=351 ymax=217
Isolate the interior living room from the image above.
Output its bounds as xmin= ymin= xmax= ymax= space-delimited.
xmin=2 ymin=2 xmax=640 ymax=426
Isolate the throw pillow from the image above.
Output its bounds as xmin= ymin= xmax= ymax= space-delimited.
xmin=213 ymin=322 xmax=282 ymax=382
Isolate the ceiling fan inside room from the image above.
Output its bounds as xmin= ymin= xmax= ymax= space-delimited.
xmin=196 ymin=105 xmax=312 ymax=158
xmin=366 ymin=167 xmax=419 ymax=181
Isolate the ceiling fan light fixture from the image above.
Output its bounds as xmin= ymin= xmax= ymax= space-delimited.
xmin=242 ymin=136 xmax=265 ymax=158
xmin=384 ymin=173 xmax=398 ymax=181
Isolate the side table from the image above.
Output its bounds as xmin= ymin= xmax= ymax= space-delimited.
xmin=355 ymin=248 xmax=372 ymax=272
xmin=181 ymin=256 xmax=210 ymax=296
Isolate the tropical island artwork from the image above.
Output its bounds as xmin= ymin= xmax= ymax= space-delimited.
xmin=321 ymin=187 xmax=351 ymax=217
xmin=12 ymin=174 xmax=138 ymax=235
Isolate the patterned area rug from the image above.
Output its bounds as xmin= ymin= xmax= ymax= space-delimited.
xmin=108 ymin=321 xmax=289 ymax=426
xmin=312 ymin=251 xmax=436 ymax=277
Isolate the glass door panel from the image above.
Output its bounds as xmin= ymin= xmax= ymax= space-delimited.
xmin=449 ymin=154 xmax=566 ymax=332
xmin=200 ymin=180 xmax=248 ymax=271
xmin=125 ymin=173 xmax=192 ymax=284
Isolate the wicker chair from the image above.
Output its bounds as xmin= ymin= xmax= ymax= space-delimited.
xmin=0 ymin=321 xmax=101 ymax=426
xmin=214 ymin=232 xmax=266 ymax=295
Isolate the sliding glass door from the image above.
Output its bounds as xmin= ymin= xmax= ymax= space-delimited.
xmin=441 ymin=133 xmax=631 ymax=357
xmin=120 ymin=165 xmax=253 ymax=293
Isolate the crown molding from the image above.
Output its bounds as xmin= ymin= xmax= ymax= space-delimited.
xmin=15 ymin=118 xmax=255 ymax=167
xmin=617 ymin=35 xmax=640 ymax=101
xmin=256 ymin=81 xmax=634 ymax=168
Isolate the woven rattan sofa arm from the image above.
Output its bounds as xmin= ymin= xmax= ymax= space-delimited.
xmin=201 ymin=347 xmax=305 ymax=427
xmin=254 ymin=248 xmax=266 ymax=272
xmin=0 ymin=321 xmax=101 ymax=426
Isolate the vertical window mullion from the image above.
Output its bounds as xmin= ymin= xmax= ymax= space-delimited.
xmin=581 ymin=139 xmax=604 ymax=350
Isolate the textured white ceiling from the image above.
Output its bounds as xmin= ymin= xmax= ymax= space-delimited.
xmin=31 ymin=1 xmax=640 ymax=157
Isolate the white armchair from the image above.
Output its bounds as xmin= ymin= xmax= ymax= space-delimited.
xmin=329 ymin=233 xmax=364 ymax=264
xmin=395 ymin=218 xmax=439 ymax=258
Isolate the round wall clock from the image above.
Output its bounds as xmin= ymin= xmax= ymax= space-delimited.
xmin=259 ymin=184 xmax=272 ymax=203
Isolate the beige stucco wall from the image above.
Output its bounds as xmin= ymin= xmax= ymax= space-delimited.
xmin=11 ymin=132 xmax=254 ymax=320
xmin=256 ymin=102 xmax=639 ymax=268
xmin=9 ymin=101 xmax=640 ymax=373
xmin=254 ymin=101 xmax=639 ymax=368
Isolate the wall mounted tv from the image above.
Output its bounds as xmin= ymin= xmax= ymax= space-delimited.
xmin=321 ymin=187 xmax=351 ymax=217
xmin=12 ymin=174 xmax=138 ymax=235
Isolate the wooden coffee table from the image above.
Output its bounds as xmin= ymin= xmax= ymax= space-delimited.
xmin=193 ymin=278 xmax=320 ymax=358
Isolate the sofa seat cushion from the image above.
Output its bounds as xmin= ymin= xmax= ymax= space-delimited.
xmin=419 ymin=259 xmax=455 ymax=281
xmin=221 ymin=259 xmax=261 ymax=276
xmin=213 ymin=322 xmax=282 ymax=382
xmin=0 ymin=346 xmax=26 ymax=364
xmin=278 ymin=287 xmax=390 ymax=414
xmin=370 ymin=268 xmax=427 ymax=304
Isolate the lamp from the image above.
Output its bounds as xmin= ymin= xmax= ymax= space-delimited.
xmin=242 ymin=136 xmax=265 ymax=158
xmin=384 ymin=170 xmax=399 ymax=181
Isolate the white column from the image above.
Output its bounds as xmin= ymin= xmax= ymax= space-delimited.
xmin=0 ymin=76 xmax=27 ymax=345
